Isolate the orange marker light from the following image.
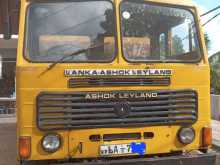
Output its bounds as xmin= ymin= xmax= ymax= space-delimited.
xmin=19 ymin=136 xmax=31 ymax=159
xmin=202 ymin=127 xmax=212 ymax=147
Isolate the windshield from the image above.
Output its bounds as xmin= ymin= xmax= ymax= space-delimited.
xmin=25 ymin=0 xmax=116 ymax=62
xmin=120 ymin=1 xmax=201 ymax=62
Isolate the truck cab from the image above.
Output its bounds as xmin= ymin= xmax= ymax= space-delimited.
xmin=17 ymin=0 xmax=216 ymax=164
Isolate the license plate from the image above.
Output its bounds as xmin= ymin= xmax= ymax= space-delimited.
xmin=100 ymin=142 xmax=146 ymax=156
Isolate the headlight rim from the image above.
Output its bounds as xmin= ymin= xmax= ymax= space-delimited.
xmin=41 ymin=133 xmax=62 ymax=153
xmin=178 ymin=127 xmax=196 ymax=145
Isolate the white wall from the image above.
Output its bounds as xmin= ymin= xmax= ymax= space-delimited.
xmin=0 ymin=39 xmax=18 ymax=49
xmin=211 ymin=95 xmax=220 ymax=121
xmin=0 ymin=55 xmax=2 ymax=79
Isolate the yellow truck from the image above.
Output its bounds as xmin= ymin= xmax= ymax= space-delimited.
xmin=16 ymin=0 xmax=216 ymax=164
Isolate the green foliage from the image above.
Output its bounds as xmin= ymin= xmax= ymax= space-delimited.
xmin=172 ymin=35 xmax=185 ymax=55
xmin=209 ymin=52 xmax=220 ymax=95
xmin=210 ymin=66 xmax=220 ymax=94
xmin=205 ymin=33 xmax=219 ymax=94
xmin=204 ymin=33 xmax=211 ymax=50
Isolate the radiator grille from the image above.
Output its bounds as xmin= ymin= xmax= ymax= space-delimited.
xmin=37 ymin=90 xmax=198 ymax=131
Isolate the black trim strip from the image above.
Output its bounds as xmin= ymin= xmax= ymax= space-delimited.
xmin=68 ymin=77 xmax=171 ymax=88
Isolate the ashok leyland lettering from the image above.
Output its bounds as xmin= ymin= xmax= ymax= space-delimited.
xmin=84 ymin=91 xmax=158 ymax=100
xmin=17 ymin=0 xmax=216 ymax=164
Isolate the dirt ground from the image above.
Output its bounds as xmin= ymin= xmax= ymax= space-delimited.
xmin=0 ymin=123 xmax=18 ymax=165
xmin=0 ymin=122 xmax=219 ymax=165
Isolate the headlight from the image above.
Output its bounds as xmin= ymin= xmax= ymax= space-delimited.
xmin=41 ymin=134 xmax=61 ymax=153
xmin=178 ymin=127 xmax=195 ymax=144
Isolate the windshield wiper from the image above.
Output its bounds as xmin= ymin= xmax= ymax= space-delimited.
xmin=40 ymin=43 xmax=107 ymax=76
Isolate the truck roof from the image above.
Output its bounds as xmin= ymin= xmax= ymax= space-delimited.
xmin=22 ymin=0 xmax=196 ymax=7
xmin=132 ymin=0 xmax=195 ymax=7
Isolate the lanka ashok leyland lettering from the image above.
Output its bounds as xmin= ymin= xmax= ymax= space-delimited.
xmin=17 ymin=0 xmax=216 ymax=164
xmin=64 ymin=69 xmax=172 ymax=76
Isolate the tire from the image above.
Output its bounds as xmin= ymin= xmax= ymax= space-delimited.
xmin=20 ymin=161 xmax=37 ymax=165
xmin=20 ymin=160 xmax=49 ymax=165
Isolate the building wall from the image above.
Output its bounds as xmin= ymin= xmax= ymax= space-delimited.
xmin=0 ymin=0 xmax=19 ymax=38
xmin=0 ymin=56 xmax=2 ymax=79
xmin=211 ymin=95 xmax=220 ymax=121
xmin=0 ymin=48 xmax=16 ymax=97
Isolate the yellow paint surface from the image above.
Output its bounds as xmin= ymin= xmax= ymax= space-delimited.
xmin=17 ymin=0 xmax=211 ymax=161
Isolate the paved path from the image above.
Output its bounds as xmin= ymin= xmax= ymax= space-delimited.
xmin=0 ymin=119 xmax=219 ymax=165
xmin=0 ymin=115 xmax=16 ymax=124
xmin=0 ymin=123 xmax=18 ymax=165
xmin=212 ymin=120 xmax=220 ymax=147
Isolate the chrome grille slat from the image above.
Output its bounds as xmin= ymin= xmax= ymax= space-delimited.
xmin=37 ymin=90 xmax=198 ymax=130
xmin=39 ymin=113 xmax=117 ymax=120
xmin=39 ymin=102 xmax=114 ymax=108
xmin=39 ymin=101 xmax=196 ymax=109
xmin=39 ymin=110 xmax=196 ymax=120
xmin=130 ymin=99 xmax=196 ymax=106
xmin=39 ymin=116 xmax=196 ymax=126
xmin=129 ymin=110 xmax=196 ymax=117
xmin=131 ymin=105 xmax=196 ymax=111
xmin=39 ymin=108 xmax=115 ymax=114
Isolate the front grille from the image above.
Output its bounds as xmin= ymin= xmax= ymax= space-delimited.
xmin=37 ymin=90 xmax=198 ymax=131
xmin=68 ymin=77 xmax=170 ymax=88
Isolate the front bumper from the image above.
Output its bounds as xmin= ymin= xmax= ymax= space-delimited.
xmin=51 ymin=152 xmax=216 ymax=165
